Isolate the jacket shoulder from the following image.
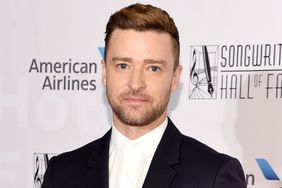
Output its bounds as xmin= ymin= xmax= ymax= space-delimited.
xmin=51 ymin=129 xmax=110 ymax=167
xmin=42 ymin=130 xmax=111 ymax=188
xmin=180 ymin=134 xmax=235 ymax=168
xmin=176 ymin=135 xmax=246 ymax=187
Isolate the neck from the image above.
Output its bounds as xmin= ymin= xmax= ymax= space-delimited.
xmin=113 ymin=112 xmax=167 ymax=140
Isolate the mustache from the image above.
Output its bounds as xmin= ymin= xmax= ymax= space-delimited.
xmin=120 ymin=89 xmax=151 ymax=100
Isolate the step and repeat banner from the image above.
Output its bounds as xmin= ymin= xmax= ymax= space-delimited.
xmin=1 ymin=0 xmax=281 ymax=187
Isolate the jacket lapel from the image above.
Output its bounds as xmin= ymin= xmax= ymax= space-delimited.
xmin=143 ymin=118 xmax=182 ymax=188
xmin=86 ymin=130 xmax=111 ymax=188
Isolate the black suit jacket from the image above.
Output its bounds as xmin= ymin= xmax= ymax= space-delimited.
xmin=42 ymin=118 xmax=247 ymax=188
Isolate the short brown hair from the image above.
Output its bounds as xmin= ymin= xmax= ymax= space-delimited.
xmin=104 ymin=3 xmax=180 ymax=69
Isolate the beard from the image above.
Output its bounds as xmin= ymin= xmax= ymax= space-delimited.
xmin=106 ymin=87 xmax=170 ymax=126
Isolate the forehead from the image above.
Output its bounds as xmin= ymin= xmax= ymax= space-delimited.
xmin=106 ymin=29 xmax=175 ymax=64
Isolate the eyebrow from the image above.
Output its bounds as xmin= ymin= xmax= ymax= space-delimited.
xmin=144 ymin=59 xmax=167 ymax=65
xmin=111 ymin=56 xmax=167 ymax=65
xmin=112 ymin=56 xmax=132 ymax=62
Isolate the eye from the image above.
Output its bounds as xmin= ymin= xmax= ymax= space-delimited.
xmin=118 ymin=63 xmax=128 ymax=69
xmin=149 ymin=66 xmax=160 ymax=72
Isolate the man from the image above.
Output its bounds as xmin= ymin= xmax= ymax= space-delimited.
xmin=42 ymin=3 xmax=247 ymax=188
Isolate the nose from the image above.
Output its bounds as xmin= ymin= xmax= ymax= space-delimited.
xmin=127 ymin=66 xmax=146 ymax=91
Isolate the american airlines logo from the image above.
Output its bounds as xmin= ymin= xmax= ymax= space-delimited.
xmin=246 ymin=158 xmax=281 ymax=187
xmin=98 ymin=47 xmax=105 ymax=59
xmin=256 ymin=158 xmax=280 ymax=181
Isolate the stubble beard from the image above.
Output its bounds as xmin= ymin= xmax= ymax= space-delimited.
xmin=106 ymin=88 xmax=170 ymax=127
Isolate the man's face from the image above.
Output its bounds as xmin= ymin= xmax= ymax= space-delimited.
xmin=102 ymin=29 xmax=181 ymax=126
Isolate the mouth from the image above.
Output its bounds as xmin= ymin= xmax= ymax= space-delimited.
xmin=123 ymin=96 xmax=148 ymax=106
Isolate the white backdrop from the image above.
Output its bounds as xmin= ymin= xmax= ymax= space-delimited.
xmin=1 ymin=0 xmax=282 ymax=187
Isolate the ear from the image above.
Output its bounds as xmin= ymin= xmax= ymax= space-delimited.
xmin=171 ymin=65 xmax=182 ymax=92
xmin=101 ymin=60 xmax=107 ymax=86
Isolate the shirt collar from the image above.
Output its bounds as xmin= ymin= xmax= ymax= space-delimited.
xmin=109 ymin=117 xmax=168 ymax=157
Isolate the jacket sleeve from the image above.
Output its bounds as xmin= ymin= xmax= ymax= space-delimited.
xmin=213 ymin=157 xmax=247 ymax=188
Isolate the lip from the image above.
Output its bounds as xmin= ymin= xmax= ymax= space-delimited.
xmin=123 ymin=97 xmax=148 ymax=105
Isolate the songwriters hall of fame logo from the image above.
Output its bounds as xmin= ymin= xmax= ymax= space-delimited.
xmin=189 ymin=45 xmax=218 ymax=99
xmin=34 ymin=153 xmax=57 ymax=188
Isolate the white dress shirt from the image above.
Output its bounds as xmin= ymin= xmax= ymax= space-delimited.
xmin=109 ymin=118 xmax=168 ymax=188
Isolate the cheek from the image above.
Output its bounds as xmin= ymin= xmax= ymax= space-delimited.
xmin=147 ymin=78 xmax=172 ymax=97
xmin=107 ymin=74 xmax=126 ymax=93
